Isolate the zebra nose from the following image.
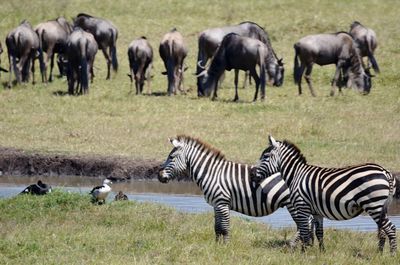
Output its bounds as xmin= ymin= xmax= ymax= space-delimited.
xmin=158 ymin=170 xmax=169 ymax=183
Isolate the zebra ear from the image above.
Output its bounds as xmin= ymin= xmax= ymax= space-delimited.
xmin=269 ymin=135 xmax=278 ymax=147
xmin=170 ymin=138 xmax=182 ymax=148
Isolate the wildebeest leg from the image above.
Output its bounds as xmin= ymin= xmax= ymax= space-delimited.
xmin=48 ymin=52 xmax=55 ymax=82
xmin=101 ymin=47 xmax=111 ymax=80
xmin=233 ymin=69 xmax=239 ymax=101
xmin=250 ymin=68 xmax=260 ymax=102
xmin=7 ymin=53 xmax=14 ymax=88
xmin=331 ymin=60 xmax=345 ymax=96
xmin=297 ymin=63 xmax=306 ymax=95
xmin=145 ymin=63 xmax=152 ymax=95
xmin=304 ymin=65 xmax=315 ymax=97
xmin=31 ymin=54 xmax=36 ymax=85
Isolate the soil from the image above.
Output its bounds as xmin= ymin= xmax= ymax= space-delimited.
xmin=0 ymin=146 xmax=399 ymax=190
xmin=0 ymin=147 xmax=162 ymax=181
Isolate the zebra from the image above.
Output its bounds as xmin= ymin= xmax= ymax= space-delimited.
xmin=158 ymin=135 xmax=301 ymax=243
xmin=252 ymin=135 xmax=397 ymax=254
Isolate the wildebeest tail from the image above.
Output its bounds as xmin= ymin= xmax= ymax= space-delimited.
xmin=366 ymin=36 xmax=379 ymax=73
xmin=79 ymin=39 xmax=89 ymax=93
xmin=293 ymin=43 xmax=301 ymax=85
xmin=259 ymin=48 xmax=266 ymax=98
xmin=37 ymin=29 xmax=46 ymax=79
xmin=110 ymin=29 xmax=118 ymax=72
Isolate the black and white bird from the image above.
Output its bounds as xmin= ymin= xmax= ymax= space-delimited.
xmin=90 ymin=179 xmax=112 ymax=204
xmin=20 ymin=180 xmax=52 ymax=195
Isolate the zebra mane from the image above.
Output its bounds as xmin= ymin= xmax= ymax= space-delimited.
xmin=282 ymin=140 xmax=307 ymax=164
xmin=176 ymin=135 xmax=226 ymax=160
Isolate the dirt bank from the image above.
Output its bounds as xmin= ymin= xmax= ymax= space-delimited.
xmin=0 ymin=147 xmax=162 ymax=180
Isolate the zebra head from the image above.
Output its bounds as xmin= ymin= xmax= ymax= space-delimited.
xmin=252 ymin=135 xmax=282 ymax=182
xmin=158 ymin=137 xmax=188 ymax=183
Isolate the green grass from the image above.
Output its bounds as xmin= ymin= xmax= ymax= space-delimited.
xmin=0 ymin=0 xmax=399 ymax=171
xmin=0 ymin=191 xmax=399 ymax=264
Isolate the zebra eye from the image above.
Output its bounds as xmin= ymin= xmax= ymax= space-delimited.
xmin=263 ymin=153 xmax=271 ymax=160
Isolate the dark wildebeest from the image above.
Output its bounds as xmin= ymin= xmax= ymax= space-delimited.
xmin=293 ymin=32 xmax=372 ymax=97
xmin=349 ymin=21 xmax=379 ymax=73
xmin=66 ymin=28 xmax=98 ymax=95
xmin=6 ymin=20 xmax=42 ymax=87
xmin=127 ymin=36 xmax=153 ymax=94
xmin=73 ymin=13 xmax=118 ymax=80
xmin=159 ymin=28 xmax=188 ymax=96
xmin=35 ymin=17 xmax=72 ymax=83
xmin=198 ymin=33 xmax=283 ymax=102
xmin=196 ymin=21 xmax=283 ymax=96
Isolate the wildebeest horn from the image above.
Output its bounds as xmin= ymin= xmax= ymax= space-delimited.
xmin=278 ymin=58 xmax=284 ymax=65
xmin=161 ymin=71 xmax=167 ymax=75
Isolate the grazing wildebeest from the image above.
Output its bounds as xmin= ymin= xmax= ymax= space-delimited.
xmin=73 ymin=13 xmax=118 ymax=80
xmin=6 ymin=20 xmax=42 ymax=87
xmin=35 ymin=17 xmax=72 ymax=83
xmin=198 ymin=33 xmax=283 ymax=102
xmin=159 ymin=28 xmax=188 ymax=96
xmin=349 ymin=21 xmax=379 ymax=73
xmin=293 ymin=32 xmax=372 ymax=96
xmin=127 ymin=36 xmax=153 ymax=94
xmin=196 ymin=21 xmax=283 ymax=96
xmin=66 ymin=28 xmax=98 ymax=95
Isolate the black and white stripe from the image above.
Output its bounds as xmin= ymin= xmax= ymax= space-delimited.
xmin=158 ymin=135 xmax=293 ymax=243
xmin=254 ymin=135 xmax=397 ymax=254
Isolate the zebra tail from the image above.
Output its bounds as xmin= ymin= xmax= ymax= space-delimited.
xmin=293 ymin=44 xmax=301 ymax=85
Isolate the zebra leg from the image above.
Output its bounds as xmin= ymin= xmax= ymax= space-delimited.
xmin=286 ymin=199 xmax=312 ymax=249
xmin=378 ymin=228 xmax=386 ymax=252
xmin=380 ymin=217 xmax=397 ymax=254
xmin=313 ymin=215 xmax=325 ymax=252
xmin=214 ymin=204 xmax=230 ymax=243
xmin=289 ymin=215 xmax=315 ymax=248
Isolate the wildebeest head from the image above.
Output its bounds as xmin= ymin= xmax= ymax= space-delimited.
xmin=274 ymin=58 xmax=285 ymax=87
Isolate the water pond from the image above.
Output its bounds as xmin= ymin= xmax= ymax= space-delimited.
xmin=1 ymin=175 xmax=400 ymax=232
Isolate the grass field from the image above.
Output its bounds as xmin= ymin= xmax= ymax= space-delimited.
xmin=0 ymin=191 xmax=399 ymax=264
xmin=0 ymin=0 xmax=399 ymax=171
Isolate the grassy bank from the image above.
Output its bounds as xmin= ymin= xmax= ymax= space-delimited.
xmin=0 ymin=0 xmax=399 ymax=171
xmin=0 ymin=191 xmax=398 ymax=264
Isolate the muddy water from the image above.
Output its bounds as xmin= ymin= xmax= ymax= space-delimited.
xmin=1 ymin=175 xmax=400 ymax=232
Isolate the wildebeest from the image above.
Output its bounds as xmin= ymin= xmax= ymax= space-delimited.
xmin=293 ymin=32 xmax=372 ymax=96
xmin=127 ymin=36 xmax=153 ymax=94
xmin=349 ymin=21 xmax=379 ymax=73
xmin=6 ymin=20 xmax=42 ymax=87
xmin=35 ymin=17 xmax=72 ymax=83
xmin=159 ymin=28 xmax=188 ymax=96
xmin=73 ymin=13 xmax=118 ymax=80
xmin=66 ymin=28 xmax=98 ymax=95
xmin=196 ymin=21 xmax=283 ymax=96
xmin=198 ymin=33 xmax=283 ymax=102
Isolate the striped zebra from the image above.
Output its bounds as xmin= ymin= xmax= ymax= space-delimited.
xmin=253 ymin=135 xmax=397 ymax=254
xmin=158 ymin=135 xmax=298 ymax=243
